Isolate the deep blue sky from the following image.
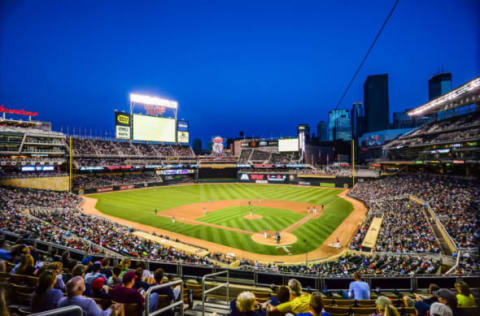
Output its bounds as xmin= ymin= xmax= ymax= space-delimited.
xmin=1 ymin=0 xmax=479 ymax=144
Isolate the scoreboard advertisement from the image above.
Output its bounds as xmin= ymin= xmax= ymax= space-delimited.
xmin=177 ymin=120 xmax=189 ymax=143
xmin=278 ymin=138 xmax=299 ymax=152
xmin=177 ymin=131 xmax=189 ymax=143
xmin=132 ymin=114 xmax=176 ymax=143
xmin=115 ymin=111 xmax=131 ymax=140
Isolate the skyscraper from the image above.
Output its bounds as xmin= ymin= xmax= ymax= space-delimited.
xmin=317 ymin=121 xmax=328 ymax=142
xmin=328 ymin=109 xmax=352 ymax=141
xmin=351 ymin=101 xmax=364 ymax=142
xmin=364 ymin=74 xmax=389 ymax=133
xmin=429 ymin=73 xmax=452 ymax=100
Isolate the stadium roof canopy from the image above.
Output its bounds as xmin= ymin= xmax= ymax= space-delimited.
xmin=408 ymin=76 xmax=480 ymax=117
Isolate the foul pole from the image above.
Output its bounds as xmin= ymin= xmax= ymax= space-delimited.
xmin=352 ymin=139 xmax=355 ymax=187
xmin=69 ymin=136 xmax=73 ymax=192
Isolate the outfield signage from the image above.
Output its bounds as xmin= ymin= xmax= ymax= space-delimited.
xmin=80 ymin=166 xmax=104 ymax=171
xmin=21 ymin=165 xmax=55 ymax=172
xmin=267 ymin=174 xmax=286 ymax=182
xmin=97 ymin=187 xmax=113 ymax=193
xmin=240 ymin=173 xmax=249 ymax=181
xmin=157 ymin=169 xmax=194 ymax=175
xmin=119 ymin=184 xmax=135 ymax=190
xmin=239 ymin=173 xmax=289 ymax=183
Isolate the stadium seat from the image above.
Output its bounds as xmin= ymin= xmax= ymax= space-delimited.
xmin=356 ymin=299 xmax=376 ymax=306
xmin=112 ymin=301 xmax=138 ymax=316
xmin=10 ymin=274 xmax=38 ymax=287
xmin=457 ymin=307 xmax=480 ymax=316
xmin=351 ymin=306 xmax=377 ymax=315
xmin=324 ymin=305 xmax=351 ymax=314
xmin=333 ymin=299 xmax=355 ymax=306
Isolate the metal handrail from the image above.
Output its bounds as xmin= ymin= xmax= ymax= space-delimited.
xmin=202 ymin=270 xmax=230 ymax=316
xmin=32 ymin=306 xmax=83 ymax=316
xmin=445 ymin=250 xmax=461 ymax=275
xmin=145 ymin=279 xmax=184 ymax=316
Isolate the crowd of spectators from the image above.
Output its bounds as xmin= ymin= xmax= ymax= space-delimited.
xmin=240 ymin=253 xmax=442 ymax=277
xmin=385 ymin=111 xmax=480 ymax=150
xmin=0 ymin=186 xmax=218 ymax=266
xmin=71 ymin=137 xmax=195 ymax=158
xmin=73 ymin=173 xmax=163 ymax=189
xmin=350 ymin=174 xmax=480 ymax=248
xmin=349 ymin=199 xmax=441 ymax=253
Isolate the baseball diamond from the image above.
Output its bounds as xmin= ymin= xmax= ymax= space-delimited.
xmin=83 ymin=183 xmax=365 ymax=261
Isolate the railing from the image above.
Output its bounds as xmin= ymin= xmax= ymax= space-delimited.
xmin=32 ymin=306 xmax=83 ymax=316
xmin=145 ymin=279 xmax=184 ymax=316
xmin=446 ymin=250 xmax=461 ymax=275
xmin=202 ymin=270 xmax=230 ymax=316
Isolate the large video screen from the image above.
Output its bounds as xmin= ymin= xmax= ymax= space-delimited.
xmin=278 ymin=138 xmax=299 ymax=152
xmin=133 ymin=114 xmax=176 ymax=142
xmin=177 ymin=131 xmax=189 ymax=143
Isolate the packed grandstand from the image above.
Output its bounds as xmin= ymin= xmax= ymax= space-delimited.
xmin=1 ymin=81 xmax=480 ymax=315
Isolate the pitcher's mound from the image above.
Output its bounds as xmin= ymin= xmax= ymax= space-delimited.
xmin=244 ymin=214 xmax=263 ymax=220
xmin=251 ymin=231 xmax=297 ymax=246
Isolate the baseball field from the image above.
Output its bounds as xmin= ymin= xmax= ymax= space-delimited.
xmin=84 ymin=183 xmax=364 ymax=260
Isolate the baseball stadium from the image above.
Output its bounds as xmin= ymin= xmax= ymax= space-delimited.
xmin=1 ymin=2 xmax=480 ymax=316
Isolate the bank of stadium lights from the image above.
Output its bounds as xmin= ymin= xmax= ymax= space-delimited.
xmin=129 ymin=93 xmax=178 ymax=109
xmin=408 ymin=77 xmax=480 ymax=117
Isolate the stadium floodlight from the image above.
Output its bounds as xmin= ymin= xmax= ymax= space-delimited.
xmin=408 ymin=77 xmax=480 ymax=117
xmin=130 ymin=93 xmax=178 ymax=109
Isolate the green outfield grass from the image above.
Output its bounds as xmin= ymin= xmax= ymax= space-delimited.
xmin=88 ymin=183 xmax=353 ymax=255
xmin=198 ymin=206 xmax=305 ymax=232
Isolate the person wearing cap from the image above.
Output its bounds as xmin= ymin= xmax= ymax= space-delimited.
xmin=373 ymin=296 xmax=399 ymax=316
xmin=85 ymin=262 xmax=107 ymax=287
xmin=455 ymin=281 xmax=477 ymax=307
xmin=110 ymin=270 xmax=158 ymax=313
xmin=430 ymin=289 xmax=458 ymax=316
xmin=58 ymin=276 xmax=120 ymax=316
xmin=89 ymin=277 xmax=110 ymax=301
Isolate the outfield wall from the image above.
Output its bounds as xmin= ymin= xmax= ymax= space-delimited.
xmin=0 ymin=176 xmax=69 ymax=191
xmin=236 ymin=171 xmax=358 ymax=188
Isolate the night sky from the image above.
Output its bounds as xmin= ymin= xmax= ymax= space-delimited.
xmin=1 ymin=0 xmax=479 ymax=144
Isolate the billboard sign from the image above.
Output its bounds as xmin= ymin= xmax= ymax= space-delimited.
xmin=278 ymin=138 xmax=299 ymax=152
xmin=178 ymin=120 xmax=189 ymax=131
xmin=177 ymin=131 xmax=189 ymax=143
xmin=115 ymin=112 xmax=131 ymax=140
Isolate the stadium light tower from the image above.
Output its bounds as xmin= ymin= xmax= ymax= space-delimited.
xmin=129 ymin=93 xmax=179 ymax=120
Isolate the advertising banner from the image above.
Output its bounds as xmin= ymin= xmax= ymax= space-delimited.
xmin=177 ymin=131 xmax=189 ymax=143
xmin=115 ymin=112 xmax=131 ymax=139
xmin=97 ymin=187 xmax=113 ymax=193
xmin=119 ymin=184 xmax=135 ymax=191
xmin=266 ymin=174 xmax=286 ymax=182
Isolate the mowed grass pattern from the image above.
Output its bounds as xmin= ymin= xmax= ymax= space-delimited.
xmin=198 ymin=206 xmax=304 ymax=232
xmin=89 ymin=184 xmax=352 ymax=255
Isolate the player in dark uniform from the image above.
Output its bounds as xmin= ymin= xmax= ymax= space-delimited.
xmin=276 ymin=231 xmax=281 ymax=244
xmin=154 ymin=209 xmax=157 ymax=215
